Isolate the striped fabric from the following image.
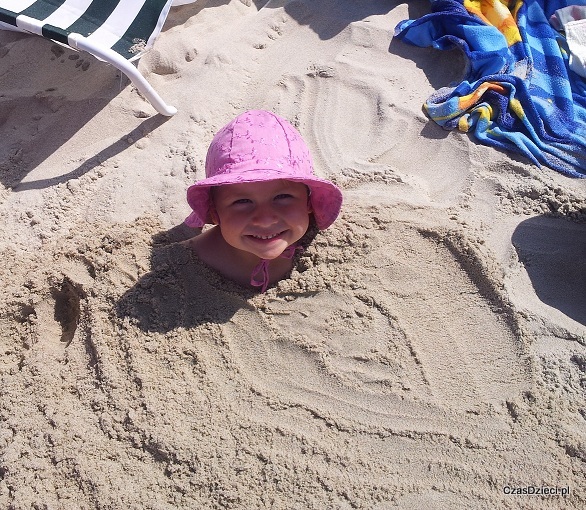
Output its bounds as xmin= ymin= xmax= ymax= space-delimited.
xmin=0 ymin=0 xmax=174 ymax=60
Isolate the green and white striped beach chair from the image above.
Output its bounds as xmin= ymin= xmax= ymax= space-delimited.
xmin=0 ymin=0 xmax=196 ymax=116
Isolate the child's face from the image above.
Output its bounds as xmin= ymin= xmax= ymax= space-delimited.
xmin=211 ymin=179 xmax=311 ymax=260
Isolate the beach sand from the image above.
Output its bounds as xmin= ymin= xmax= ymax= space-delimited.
xmin=0 ymin=1 xmax=585 ymax=508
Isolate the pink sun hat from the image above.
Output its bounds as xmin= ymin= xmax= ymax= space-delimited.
xmin=185 ymin=110 xmax=343 ymax=230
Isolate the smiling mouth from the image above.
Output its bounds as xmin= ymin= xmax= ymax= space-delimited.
xmin=248 ymin=231 xmax=285 ymax=240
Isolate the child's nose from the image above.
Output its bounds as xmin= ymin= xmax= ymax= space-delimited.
xmin=251 ymin=204 xmax=278 ymax=226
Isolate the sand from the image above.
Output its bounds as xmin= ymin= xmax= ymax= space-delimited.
xmin=0 ymin=1 xmax=585 ymax=508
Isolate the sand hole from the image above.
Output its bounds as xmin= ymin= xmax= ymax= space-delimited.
xmin=51 ymin=277 xmax=86 ymax=345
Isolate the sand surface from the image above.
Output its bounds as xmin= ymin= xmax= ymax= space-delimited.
xmin=0 ymin=1 xmax=585 ymax=508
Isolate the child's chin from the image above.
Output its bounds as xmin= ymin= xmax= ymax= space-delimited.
xmin=255 ymin=250 xmax=285 ymax=260
xmin=252 ymin=245 xmax=289 ymax=260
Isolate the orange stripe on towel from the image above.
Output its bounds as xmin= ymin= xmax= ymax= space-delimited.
xmin=458 ymin=82 xmax=507 ymax=110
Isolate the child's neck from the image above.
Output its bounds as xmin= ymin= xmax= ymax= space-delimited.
xmin=188 ymin=226 xmax=295 ymax=290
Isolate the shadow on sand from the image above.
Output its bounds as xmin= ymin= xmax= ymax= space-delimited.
xmin=115 ymin=223 xmax=257 ymax=334
xmin=512 ymin=215 xmax=586 ymax=326
xmin=0 ymin=32 xmax=173 ymax=190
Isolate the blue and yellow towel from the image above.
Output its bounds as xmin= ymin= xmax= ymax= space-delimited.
xmin=394 ymin=0 xmax=586 ymax=177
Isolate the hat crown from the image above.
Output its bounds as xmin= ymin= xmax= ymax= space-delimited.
xmin=205 ymin=110 xmax=314 ymax=179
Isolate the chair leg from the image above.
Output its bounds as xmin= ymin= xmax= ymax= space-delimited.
xmin=68 ymin=33 xmax=177 ymax=117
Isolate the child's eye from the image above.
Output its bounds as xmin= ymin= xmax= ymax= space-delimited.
xmin=232 ymin=198 xmax=252 ymax=205
xmin=274 ymin=193 xmax=294 ymax=200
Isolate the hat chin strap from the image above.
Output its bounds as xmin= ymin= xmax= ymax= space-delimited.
xmin=250 ymin=259 xmax=271 ymax=293
xmin=250 ymin=245 xmax=303 ymax=292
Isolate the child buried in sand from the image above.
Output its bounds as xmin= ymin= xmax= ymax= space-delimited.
xmin=183 ymin=110 xmax=343 ymax=292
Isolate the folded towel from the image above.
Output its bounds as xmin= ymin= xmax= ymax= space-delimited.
xmin=566 ymin=19 xmax=586 ymax=78
xmin=394 ymin=0 xmax=586 ymax=177
xmin=550 ymin=6 xmax=586 ymax=79
xmin=550 ymin=4 xmax=586 ymax=30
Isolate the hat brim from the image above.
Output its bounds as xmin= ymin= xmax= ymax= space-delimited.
xmin=185 ymin=168 xmax=342 ymax=230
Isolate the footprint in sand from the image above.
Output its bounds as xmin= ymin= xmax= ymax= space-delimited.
xmin=68 ymin=53 xmax=91 ymax=71
xmin=148 ymin=49 xmax=181 ymax=75
xmin=16 ymin=256 xmax=95 ymax=351
xmin=33 ymin=275 xmax=87 ymax=348
xmin=50 ymin=44 xmax=90 ymax=70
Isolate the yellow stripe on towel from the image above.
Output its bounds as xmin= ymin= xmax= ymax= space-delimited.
xmin=463 ymin=0 xmax=523 ymax=46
